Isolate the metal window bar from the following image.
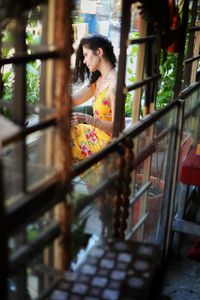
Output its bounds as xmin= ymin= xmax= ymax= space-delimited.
xmin=0 ymin=48 xmax=61 ymax=65
xmin=0 ymin=1 xmax=199 ymax=298
xmin=4 ymin=99 xmax=179 ymax=240
xmin=1 ymin=117 xmax=56 ymax=146
xmin=5 ymin=87 xmax=196 ymax=237
xmin=174 ymin=0 xmax=190 ymax=98
xmin=184 ymin=0 xmax=199 ymax=86
xmin=128 ymin=34 xmax=157 ymax=45
xmin=113 ymin=0 xmax=132 ymax=137
xmin=126 ymin=74 xmax=160 ymax=92
xmin=188 ymin=26 xmax=200 ymax=32
xmin=0 ymin=0 xmax=72 ymax=298
xmin=185 ymin=54 xmax=200 ymax=65
xmin=10 ymin=223 xmax=61 ymax=274
xmin=2 ymin=84 xmax=200 ymax=298
xmin=0 ymin=158 xmax=8 ymax=300
xmin=113 ymin=2 xmax=161 ymax=136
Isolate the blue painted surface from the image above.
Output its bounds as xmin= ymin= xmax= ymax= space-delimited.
xmin=81 ymin=14 xmax=97 ymax=33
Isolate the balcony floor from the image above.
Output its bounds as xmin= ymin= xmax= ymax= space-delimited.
xmin=160 ymin=237 xmax=200 ymax=300
xmin=160 ymin=201 xmax=200 ymax=300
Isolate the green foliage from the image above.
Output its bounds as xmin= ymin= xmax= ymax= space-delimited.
xmin=125 ymin=32 xmax=139 ymax=117
xmin=1 ymin=24 xmax=41 ymax=115
xmin=2 ymin=65 xmax=14 ymax=101
xmin=156 ymin=52 xmax=178 ymax=109
xmin=125 ymin=92 xmax=133 ymax=117
xmin=125 ymin=30 xmax=178 ymax=115
xmin=26 ymin=61 xmax=40 ymax=104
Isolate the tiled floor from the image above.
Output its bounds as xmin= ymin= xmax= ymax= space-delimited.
xmin=160 ymin=236 xmax=200 ymax=300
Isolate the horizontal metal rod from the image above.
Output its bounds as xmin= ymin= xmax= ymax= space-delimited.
xmin=132 ymin=145 xmax=156 ymax=169
xmin=173 ymin=218 xmax=200 ymax=236
xmin=0 ymin=99 xmax=55 ymax=115
xmin=125 ymin=212 xmax=149 ymax=240
xmin=184 ymin=102 xmax=200 ymax=120
xmin=37 ymin=278 xmax=62 ymax=300
xmin=6 ymin=176 xmax=62 ymax=235
xmin=184 ymin=54 xmax=200 ymax=65
xmin=73 ymin=172 xmax=119 ymax=217
xmin=128 ymin=35 xmax=157 ymax=45
xmin=73 ymin=99 xmax=180 ymax=177
xmin=188 ymin=26 xmax=200 ymax=32
xmin=131 ymin=125 xmax=174 ymax=169
xmin=2 ymin=116 xmax=56 ymax=146
xmin=10 ymin=223 xmax=60 ymax=273
xmin=126 ymin=75 xmax=160 ymax=92
xmin=154 ymin=125 xmax=175 ymax=144
xmin=129 ymin=181 xmax=151 ymax=206
xmin=0 ymin=48 xmax=62 ymax=65
xmin=179 ymin=81 xmax=200 ymax=98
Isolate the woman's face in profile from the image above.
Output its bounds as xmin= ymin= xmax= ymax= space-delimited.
xmin=82 ymin=45 xmax=100 ymax=72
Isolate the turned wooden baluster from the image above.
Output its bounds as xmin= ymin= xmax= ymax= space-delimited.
xmin=120 ymin=138 xmax=134 ymax=238
xmin=111 ymin=145 xmax=125 ymax=238
xmin=120 ymin=138 xmax=135 ymax=238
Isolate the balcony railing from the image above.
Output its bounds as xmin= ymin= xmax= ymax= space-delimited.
xmin=1 ymin=81 xmax=200 ymax=298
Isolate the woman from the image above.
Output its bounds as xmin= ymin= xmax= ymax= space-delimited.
xmin=71 ymin=34 xmax=117 ymax=163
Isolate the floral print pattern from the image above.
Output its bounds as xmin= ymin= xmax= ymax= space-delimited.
xmin=71 ymin=86 xmax=112 ymax=162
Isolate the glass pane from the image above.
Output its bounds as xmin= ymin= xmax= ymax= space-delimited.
xmin=2 ymin=140 xmax=24 ymax=206
xmin=27 ymin=127 xmax=59 ymax=191
xmin=129 ymin=106 xmax=178 ymax=243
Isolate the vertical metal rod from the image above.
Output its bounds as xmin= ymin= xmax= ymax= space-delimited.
xmin=163 ymin=99 xmax=185 ymax=257
xmin=12 ymin=17 xmax=28 ymax=300
xmin=113 ymin=0 xmax=132 ymax=137
xmin=54 ymin=0 xmax=73 ymax=271
xmin=184 ymin=0 xmax=198 ymax=86
xmin=12 ymin=18 xmax=27 ymax=192
xmin=0 ymin=158 xmax=8 ymax=300
xmin=174 ymin=0 xmax=190 ymax=98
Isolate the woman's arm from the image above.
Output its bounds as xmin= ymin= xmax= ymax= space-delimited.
xmin=86 ymin=83 xmax=116 ymax=134
xmin=72 ymin=84 xmax=95 ymax=106
xmin=71 ymin=82 xmax=116 ymax=135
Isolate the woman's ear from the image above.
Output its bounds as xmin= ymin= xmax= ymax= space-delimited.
xmin=97 ymin=47 xmax=104 ymax=58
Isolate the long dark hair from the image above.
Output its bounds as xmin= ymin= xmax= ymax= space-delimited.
xmin=73 ymin=34 xmax=116 ymax=86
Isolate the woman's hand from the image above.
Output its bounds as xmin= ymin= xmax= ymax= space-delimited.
xmin=70 ymin=112 xmax=87 ymax=126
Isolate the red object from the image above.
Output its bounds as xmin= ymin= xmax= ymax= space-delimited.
xmin=180 ymin=145 xmax=200 ymax=186
xmin=167 ymin=0 xmax=181 ymax=53
xmin=187 ymin=238 xmax=200 ymax=262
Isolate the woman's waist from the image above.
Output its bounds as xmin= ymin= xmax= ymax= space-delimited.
xmin=93 ymin=114 xmax=112 ymax=121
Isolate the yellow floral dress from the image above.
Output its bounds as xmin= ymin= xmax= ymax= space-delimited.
xmin=71 ymin=86 xmax=112 ymax=163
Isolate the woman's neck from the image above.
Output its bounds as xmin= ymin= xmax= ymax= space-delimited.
xmin=99 ymin=61 xmax=114 ymax=79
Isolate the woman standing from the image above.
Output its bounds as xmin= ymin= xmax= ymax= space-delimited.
xmin=71 ymin=34 xmax=117 ymax=163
